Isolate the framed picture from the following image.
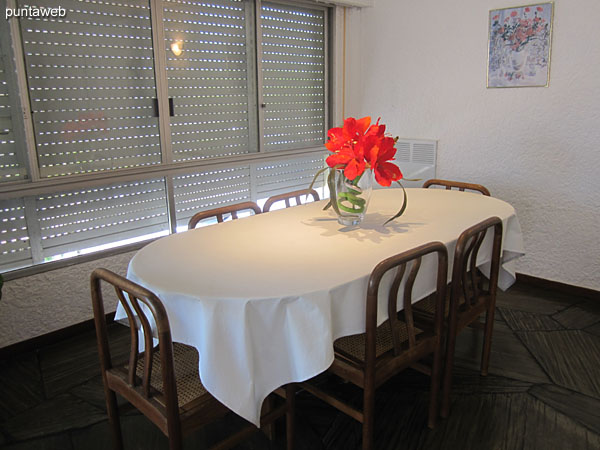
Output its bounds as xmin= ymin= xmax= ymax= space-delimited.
xmin=487 ymin=3 xmax=554 ymax=88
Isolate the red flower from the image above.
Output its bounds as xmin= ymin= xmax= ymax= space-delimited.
xmin=537 ymin=6 xmax=543 ymax=12
xmin=325 ymin=116 xmax=402 ymax=185
xmin=525 ymin=7 xmax=530 ymax=12
xmin=511 ymin=10 xmax=518 ymax=17
xmin=325 ymin=116 xmax=372 ymax=180
xmin=363 ymin=135 xmax=402 ymax=186
xmin=325 ymin=116 xmax=371 ymax=152
xmin=326 ymin=144 xmax=366 ymax=180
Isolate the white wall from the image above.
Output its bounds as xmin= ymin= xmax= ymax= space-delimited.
xmin=344 ymin=0 xmax=600 ymax=290
xmin=0 ymin=251 xmax=133 ymax=348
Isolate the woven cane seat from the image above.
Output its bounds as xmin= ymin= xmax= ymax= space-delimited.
xmin=334 ymin=321 xmax=423 ymax=362
xmin=135 ymin=342 xmax=207 ymax=408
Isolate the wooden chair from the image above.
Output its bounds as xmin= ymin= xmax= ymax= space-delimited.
xmin=188 ymin=201 xmax=261 ymax=230
xmin=441 ymin=216 xmax=503 ymax=417
xmin=91 ymin=268 xmax=294 ymax=450
xmin=301 ymin=242 xmax=448 ymax=450
xmin=262 ymin=189 xmax=320 ymax=213
xmin=423 ymin=178 xmax=491 ymax=196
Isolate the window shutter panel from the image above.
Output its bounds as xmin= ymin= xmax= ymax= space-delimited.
xmin=163 ymin=0 xmax=255 ymax=161
xmin=173 ymin=165 xmax=251 ymax=229
xmin=36 ymin=178 xmax=170 ymax=259
xmin=19 ymin=0 xmax=162 ymax=178
xmin=260 ymin=2 xmax=326 ymax=151
xmin=0 ymin=48 xmax=27 ymax=181
xmin=0 ymin=198 xmax=33 ymax=270
xmin=255 ymin=152 xmax=326 ymax=199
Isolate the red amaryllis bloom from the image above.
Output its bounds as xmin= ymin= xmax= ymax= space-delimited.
xmin=325 ymin=116 xmax=371 ymax=152
xmin=326 ymin=144 xmax=366 ymax=180
xmin=364 ymin=135 xmax=403 ymax=187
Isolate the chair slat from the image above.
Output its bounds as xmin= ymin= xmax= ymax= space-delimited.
xmin=423 ymin=178 xmax=491 ymax=196
xmin=188 ymin=201 xmax=261 ymax=229
xmin=262 ymin=189 xmax=320 ymax=212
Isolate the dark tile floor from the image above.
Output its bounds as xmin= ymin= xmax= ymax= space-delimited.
xmin=1 ymin=282 xmax=599 ymax=449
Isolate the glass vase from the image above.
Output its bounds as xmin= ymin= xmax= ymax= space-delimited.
xmin=333 ymin=168 xmax=373 ymax=226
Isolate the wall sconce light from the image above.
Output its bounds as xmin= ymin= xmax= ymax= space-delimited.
xmin=171 ymin=40 xmax=183 ymax=56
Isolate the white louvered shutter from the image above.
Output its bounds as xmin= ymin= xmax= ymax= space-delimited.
xmin=254 ymin=152 xmax=326 ymax=199
xmin=0 ymin=198 xmax=32 ymax=271
xmin=260 ymin=2 xmax=326 ymax=151
xmin=19 ymin=0 xmax=162 ymax=178
xmin=35 ymin=178 xmax=169 ymax=259
xmin=163 ymin=0 xmax=256 ymax=161
xmin=173 ymin=165 xmax=252 ymax=229
xmin=0 ymin=39 xmax=27 ymax=181
xmin=173 ymin=152 xmax=326 ymax=229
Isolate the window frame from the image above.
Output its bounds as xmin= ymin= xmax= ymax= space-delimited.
xmin=0 ymin=0 xmax=343 ymax=276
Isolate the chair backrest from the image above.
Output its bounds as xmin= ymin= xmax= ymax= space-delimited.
xmin=423 ymin=178 xmax=491 ymax=196
xmin=451 ymin=216 xmax=503 ymax=311
xmin=262 ymin=189 xmax=320 ymax=212
xmin=188 ymin=201 xmax=261 ymax=230
xmin=90 ymin=268 xmax=180 ymax=426
xmin=365 ymin=242 xmax=448 ymax=365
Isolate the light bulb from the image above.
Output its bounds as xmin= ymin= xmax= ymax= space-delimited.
xmin=171 ymin=41 xmax=183 ymax=56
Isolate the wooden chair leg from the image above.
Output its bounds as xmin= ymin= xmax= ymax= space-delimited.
xmin=285 ymin=384 xmax=295 ymax=450
xmin=167 ymin=421 xmax=183 ymax=450
xmin=262 ymin=395 xmax=276 ymax=441
xmin=104 ymin=389 xmax=124 ymax=450
xmin=441 ymin=320 xmax=458 ymax=419
xmin=480 ymin=300 xmax=496 ymax=376
xmin=427 ymin=339 xmax=442 ymax=428
xmin=362 ymin=382 xmax=375 ymax=450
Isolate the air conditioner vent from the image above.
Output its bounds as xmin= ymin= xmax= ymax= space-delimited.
xmin=389 ymin=138 xmax=437 ymax=188
xmin=413 ymin=142 xmax=436 ymax=165
xmin=396 ymin=141 xmax=411 ymax=162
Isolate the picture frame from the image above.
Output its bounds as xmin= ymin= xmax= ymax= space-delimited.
xmin=487 ymin=3 xmax=554 ymax=88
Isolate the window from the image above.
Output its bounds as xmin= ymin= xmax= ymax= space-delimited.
xmin=0 ymin=0 xmax=331 ymax=272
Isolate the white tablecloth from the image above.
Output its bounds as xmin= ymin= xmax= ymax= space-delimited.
xmin=117 ymin=188 xmax=524 ymax=426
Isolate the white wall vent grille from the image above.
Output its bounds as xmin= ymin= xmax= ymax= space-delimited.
xmin=391 ymin=138 xmax=437 ymax=188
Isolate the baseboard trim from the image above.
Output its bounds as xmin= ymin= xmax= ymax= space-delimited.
xmin=516 ymin=273 xmax=600 ymax=301
xmin=0 ymin=312 xmax=116 ymax=361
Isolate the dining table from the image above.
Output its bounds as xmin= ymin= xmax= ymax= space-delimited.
xmin=115 ymin=187 xmax=525 ymax=427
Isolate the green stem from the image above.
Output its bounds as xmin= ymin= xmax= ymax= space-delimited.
xmin=337 ymin=171 xmax=367 ymax=214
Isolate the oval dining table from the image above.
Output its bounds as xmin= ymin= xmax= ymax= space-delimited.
xmin=116 ymin=187 xmax=525 ymax=426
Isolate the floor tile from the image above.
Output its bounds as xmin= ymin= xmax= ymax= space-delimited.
xmin=70 ymin=414 xmax=167 ymax=450
xmin=449 ymin=366 xmax=533 ymax=394
xmin=499 ymin=307 xmax=564 ymax=331
xmin=553 ymin=304 xmax=600 ymax=330
xmin=0 ymin=352 xmax=44 ymax=422
xmin=452 ymin=318 xmax=550 ymax=384
xmin=420 ymin=393 xmax=600 ymax=450
xmin=586 ymin=322 xmax=600 ymax=337
xmin=68 ymin=375 xmax=129 ymax=412
xmin=1 ymin=393 xmax=105 ymax=442
xmin=529 ymin=384 xmax=600 ymax=435
xmin=517 ymin=330 xmax=600 ymax=399
xmin=39 ymin=324 xmax=129 ymax=398
xmin=496 ymin=284 xmax=574 ymax=315
xmin=1 ymin=434 xmax=72 ymax=450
